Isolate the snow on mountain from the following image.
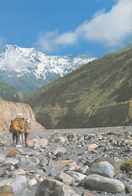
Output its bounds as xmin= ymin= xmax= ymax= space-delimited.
xmin=0 ymin=45 xmax=96 ymax=96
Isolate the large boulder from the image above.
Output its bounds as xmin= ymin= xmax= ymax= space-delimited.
xmin=35 ymin=177 xmax=80 ymax=196
xmin=80 ymin=174 xmax=125 ymax=193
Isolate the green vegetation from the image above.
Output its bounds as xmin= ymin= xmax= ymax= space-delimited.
xmin=0 ymin=79 xmax=20 ymax=101
xmin=25 ymin=48 xmax=132 ymax=129
xmin=120 ymin=159 xmax=132 ymax=173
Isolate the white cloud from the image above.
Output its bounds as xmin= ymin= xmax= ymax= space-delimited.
xmin=36 ymin=0 xmax=132 ymax=53
xmin=36 ymin=30 xmax=78 ymax=53
xmin=54 ymin=32 xmax=78 ymax=45
xmin=76 ymin=0 xmax=132 ymax=46
xmin=3 ymin=58 xmax=29 ymax=70
xmin=36 ymin=30 xmax=58 ymax=52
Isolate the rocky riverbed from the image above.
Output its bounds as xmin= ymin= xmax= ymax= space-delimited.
xmin=0 ymin=126 xmax=132 ymax=196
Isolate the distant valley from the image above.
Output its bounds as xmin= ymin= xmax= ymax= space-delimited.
xmin=1 ymin=45 xmax=132 ymax=130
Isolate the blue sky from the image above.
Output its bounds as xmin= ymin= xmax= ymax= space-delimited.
xmin=0 ymin=0 xmax=132 ymax=58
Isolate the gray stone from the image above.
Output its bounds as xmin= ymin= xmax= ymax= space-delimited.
xmin=35 ymin=177 xmax=79 ymax=196
xmin=90 ymin=161 xmax=115 ymax=178
xmin=66 ymin=171 xmax=86 ymax=182
xmin=81 ymin=174 xmax=125 ymax=193
xmin=5 ymin=158 xmax=19 ymax=165
xmin=34 ymin=138 xmax=48 ymax=149
xmin=53 ymin=147 xmax=67 ymax=156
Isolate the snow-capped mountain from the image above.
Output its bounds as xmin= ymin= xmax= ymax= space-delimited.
xmin=0 ymin=45 xmax=96 ymax=96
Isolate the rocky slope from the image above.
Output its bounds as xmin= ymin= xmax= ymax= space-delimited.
xmin=25 ymin=47 xmax=132 ymax=129
xmin=0 ymin=126 xmax=131 ymax=196
xmin=81 ymin=101 xmax=132 ymax=128
xmin=0 ymin=99 xmax=44 ymax=133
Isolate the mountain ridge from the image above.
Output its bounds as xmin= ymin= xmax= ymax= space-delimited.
xmin=25 ymin=47 xmax=132 ymax=128
xmin=0 ymin=45 xmax=96 ymax=96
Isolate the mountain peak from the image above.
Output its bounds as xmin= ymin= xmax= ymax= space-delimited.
xmin=1 ymin=44 xmax=38 ymax=57
xmin=0 ymin=44 xmax=96 ymax=96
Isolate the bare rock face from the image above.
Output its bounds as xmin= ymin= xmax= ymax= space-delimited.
xmin=0 ymin=99 xmax=45 ymax=133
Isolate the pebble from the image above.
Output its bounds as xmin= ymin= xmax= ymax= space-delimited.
xmin=0 ymin=126 xmax=131 ymax=196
